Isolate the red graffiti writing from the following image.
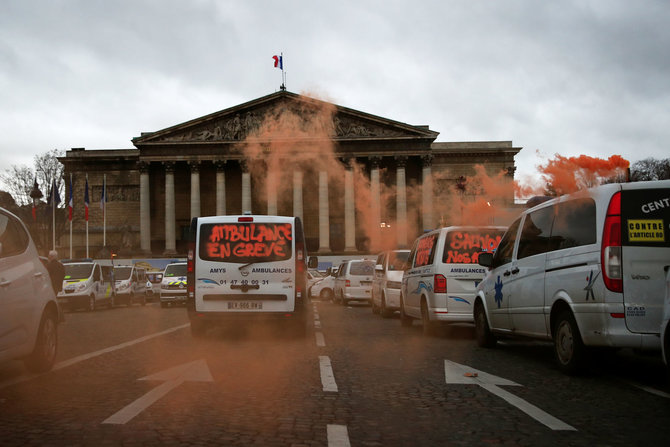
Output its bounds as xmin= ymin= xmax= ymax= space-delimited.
xmin=206 ymin=240 xmax=288 ymax=259
xmin=207 ymin=223 xmax=293 ymax=244
xmin=444 ymin=231 xmax=503 ymax=264
xmin=415 ymin=235 xmax=436 ymax=267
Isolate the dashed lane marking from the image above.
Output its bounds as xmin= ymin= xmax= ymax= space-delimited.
xmin=319 ymin=355 xmax=338 ymax=392
xmin=327 ymin=424 xmax=351 ymax=447
xmin=315 ymin=332 xmax=326 ymax=347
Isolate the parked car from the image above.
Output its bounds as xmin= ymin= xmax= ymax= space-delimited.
xmin=475 ymin=180 xmax=670 ymax=374
xmin=146 ymin=272 xmax=163 ymax=302
xmin=58 ymin=260 xmax=114 ymax=311
xmin=0 ymin=207 xmax=60 ymax=372
xmin=661 ymin=266 xmax=670 ymax=376
xmin=372 ymin=249 xmax=410 ymax=317
xmin=309 ymin=268 xmax=338 ymax=300
xmin=113 ymin=265 xmax=147 ymax=306
xmin=400 ymin=226 xmax=506 ymax=335
xmin=307 ymin=269 xmax=324 ymax=290
xmin=160 ymin=262 xmax=187 ymax=307
xmin=333 ymin=259 xmax=375 ymax=305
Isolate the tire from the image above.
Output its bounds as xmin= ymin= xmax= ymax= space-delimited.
xmin=380 ymin=295 xmax=393 ymax=318
xmin=320 ymin=289 xmax=333 ymax=301
xmin=421 ymin=300 xmax=439 ymax=336
xmin=24 ymin=310 xmax=58 ymax=373
xmin=399 ymin=296 xmax=413 ymax=327
xmin=553 ymin=310 xmax=586 ymax=375
xmin=474 ymin=301 xmax=497 ymax=348
xmin=190 ymin=319 xmax=208 ymax=338
xmin=371 ymin=293 xmax=380 ymax=314
xmin=88 ymin=295 xmax=96 ymax=312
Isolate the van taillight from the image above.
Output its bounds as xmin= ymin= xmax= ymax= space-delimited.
xmin=345 ymin=279 xmax=351 ymax=287
xmin=434 ymin=274 xmax=447 ymax=293
xmin=601 ymin=191 xmax=623 ymax=293
xmin=238 ymin=216 xmax=253 ymax=222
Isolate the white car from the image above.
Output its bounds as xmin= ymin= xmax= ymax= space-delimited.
xmin=476 ymin=180 xmax=670 ymax=374
xmin=333 ymin=259 xmax=375 ymax=305
xmin=0 ymin=207 xmax=60 ymax=372
xmin=309 ymin=269 xmax=337 ymax=300
xmin=372 ymin=249 xmax=410 ymax=317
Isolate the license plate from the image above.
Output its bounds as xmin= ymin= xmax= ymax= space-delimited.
xmin=227 ymin=302 xmax=263 ymax=310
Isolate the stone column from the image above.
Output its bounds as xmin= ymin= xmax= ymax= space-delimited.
xmin=344 ymin=159 xmax=357 ymax=253
xmin=241 ymin=160 xmax=251 ymax=214
xmin=370 ymin=156 xmax=382 ymax=251
xmin=214 ymin=160 xmax=227 ymax=216
xmin=139 ymin=161 xmax=151 ymax=255
xmin=396 ymin=156 xmax=408 ymax=248
xmin=318 ymin=171 xmax=330 ymax=253
xmin=422 ymin=155 xmax=434 ymax=231
xmin=163 ymin=161 xmax=177 ymax=255
xmin=293 ymin=170 xmax=303 ymax=221
xmin=267 ymin=168 xmax=277 ymax=215
xmin=189 ymin=161 xmax=200 ymax=219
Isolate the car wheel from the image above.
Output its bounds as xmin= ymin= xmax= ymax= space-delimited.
xmin=88 ymin=295 xmax=96 ymax=312
xmin=320 ymin=289 xmax=332 ymax=301
xmin=380 ymin=295 xmax=393 ymax=318
xmin=399 ymin=296 xmax=413 ymax=327
xmin=421 ymin=300 xmax=439 ymax=336
xmin=24 ymin=310 xmax=58 ymax=373
xmin=553 ymin=310 xmax=586 ymax=375
xmin=371 ymin=293 xmax=380 ymax=314
xmin=474 ymin=301 xmax=497 ymax=348
xmin=190 ymin=319 xmax=208 ymax=338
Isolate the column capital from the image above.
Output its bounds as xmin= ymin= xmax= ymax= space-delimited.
xmin=369 ymin=155 xmax=382 ymax=169
xmin=214 ymin=159 xmax=228 ymax=171
xmin=505 ymin=166 xmax=516 ymax=177
xmin=188 ymin=160 xmax=200 ymax=172
xmin=163 ymin=161 xmax=175 ymax=173
xmin=340 ymin=157 xmax=354 ymax=169
xmin=421 ymin=154 xmax=433 ymax=167
xmin=137 ymin=161 xmax=150 ymax=173
xmin=395 ymin=155 xmax=408 ymax=168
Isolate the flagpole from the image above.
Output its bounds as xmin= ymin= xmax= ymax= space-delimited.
xmin=86 ymin=174 xmax=89 ymax=258
xmin=52 ymin=183 xmax=56 ymax=251
xmin=103 ymin=174 xmax=106 ymax=248
xmin=69 ymin=173 xmax=73 ymax=259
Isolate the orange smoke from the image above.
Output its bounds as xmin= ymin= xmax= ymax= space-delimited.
xmin=516 ymin=154 xmax=630 ymax=198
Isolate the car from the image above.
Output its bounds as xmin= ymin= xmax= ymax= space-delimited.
xmin=160 ymin=262 xmax=188 ymax=307
xmin=146 ymin=271 xmax=163 ymax=301
xmin=333 ymin=259 xmax=375 ymax=305
xmin=187 ymin=214 xmax=310 ymax=337
xmin=113 ymin=264 xmax=147 ymax=306
xmin=400 ymin=226 xmax=506 ymax=335
xmin=372 ymin=249 xmax=410 ymax=317
xmin=309 ymin=268 xmax=337 ymax=300
xmin=0 ymin=206 xmax=60 ymax=372
xmin=662 ymin=267 xmax=670 ymax=376
xmin=475 ymin=180 xmax=670 ymax=374
xmin=58 ymin=260 xmax=114 ymax=311
xmin=307 ymin=269 xmax=324 ymax=290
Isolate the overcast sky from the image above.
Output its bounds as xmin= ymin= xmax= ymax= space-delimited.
xmin=1 ymin=0 xmax=668 ymax=191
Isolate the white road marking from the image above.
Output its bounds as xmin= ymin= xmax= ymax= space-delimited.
xmin=444 ymin=360 xmax=576 ymax=431
xmin=315 ymin=332 xmax=326 ymax=347
xmin=314 ymin=320 xmax=322 ymax=329
xmin=624 ymin=380 xmax=670 ymax=399
xmin=0 ymin=323 xmax=190 ymax=390
xmin=319 ymin=355 xmax=338 ymax=392
xmin=103 ymin=359 xmax=213 ymax=425
xmin=327 ymin=424 xmax=351 ymax=447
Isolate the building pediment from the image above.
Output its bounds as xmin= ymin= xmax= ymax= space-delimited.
xmin=133 ymin=90 xmax=438 ymax=146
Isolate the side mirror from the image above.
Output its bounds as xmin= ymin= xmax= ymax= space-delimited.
xmin=478 ymin=252 xmax=493 ymax=268
xmin=308 ymin=256 xmax=318 ymax=269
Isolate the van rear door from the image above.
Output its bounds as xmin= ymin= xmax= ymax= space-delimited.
xmin=621 ymin=185 xmax=670 ymax=334
xmin=195 ymin=217 xmax=297 ymax=313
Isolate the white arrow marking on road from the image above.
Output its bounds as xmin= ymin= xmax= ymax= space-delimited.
xmin=444 ymin=360 xmax=576 ymax=431
xmin=103 ymin=359 xmax=213 ymax=425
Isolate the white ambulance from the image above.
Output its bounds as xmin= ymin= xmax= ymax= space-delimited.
xmin=187 ymin=215 xmax=310 ymax=337
xmin=59 ymin=260 xmax=114 ymax=311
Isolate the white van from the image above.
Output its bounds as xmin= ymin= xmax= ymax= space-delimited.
xmin=58 ymin=261 xmax=114 ymax=311
xmin=662 ymin=267 xmax=670 ymax=374
xmin=160 ymin=262 xmax=187 ymax=307
xmin=400 ymin=226 xmax=506 ymax=335
xmin=113 ymin=265 xmax=147 ymax=306
xmin=372 ymin=249 xmax=410 ymax=317
xmin=187 ymin=215 xmax=309 ymax=337
xmin=475 ymin=180 xmax=670 ymax=374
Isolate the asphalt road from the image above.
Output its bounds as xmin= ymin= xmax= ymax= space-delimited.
xmin=0 ymin=298 xmax=668 ymax=446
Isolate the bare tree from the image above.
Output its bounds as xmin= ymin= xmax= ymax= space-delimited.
xmin=0 ymin=165 xmax=35 ymax=206
xmin=630 ymin=158 xmax=670 ymax=181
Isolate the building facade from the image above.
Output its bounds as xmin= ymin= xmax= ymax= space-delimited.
xmin=59 ymin=91 xmax=521 ymax=258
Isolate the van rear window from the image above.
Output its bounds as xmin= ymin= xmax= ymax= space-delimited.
xmin=622 ymin=189 xmax=670 ymax=247
xmin=442 ymin=229 xmax=505 ymax=264
xmin=199 ymin=222 xmax=293 ymax=263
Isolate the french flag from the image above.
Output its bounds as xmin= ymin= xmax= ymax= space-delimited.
xmin=272 ymin=54 xmax=283 ymax=70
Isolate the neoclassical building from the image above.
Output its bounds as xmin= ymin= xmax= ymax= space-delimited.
xmin=59 ymin=90 xmax=521 ymax=257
